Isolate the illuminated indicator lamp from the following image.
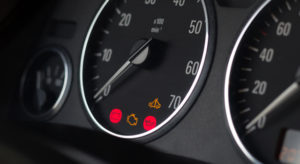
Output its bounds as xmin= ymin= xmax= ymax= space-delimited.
xmin=148 ymin=98 xmax=161 ymax=110
xmin=143 ymin=116 xmax=157 ymax=131
xmin=127 ymin=114 xmax=138 ymax=126
xmin=109 ymin=109 xmax=122 ymax=124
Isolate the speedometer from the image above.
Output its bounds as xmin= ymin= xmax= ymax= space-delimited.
xmin=225 ymin=0 xmax=300 ymax=163
xmin=80 ymin=0 xmax=214 ymax=139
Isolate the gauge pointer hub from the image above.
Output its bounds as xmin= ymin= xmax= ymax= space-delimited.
xmin=93 ymin=38 xmax=152 ymax=100
xmin=246 ymin=67 xmax=300 ymax=129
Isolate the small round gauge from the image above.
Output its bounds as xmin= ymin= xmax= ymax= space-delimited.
xmin=80 ymin=0 xmax=214 ymax=139
xmin=225 ymin=0 xmax=300 ymax=163
xmin=21 ymin=48 xmax=72 ymax=120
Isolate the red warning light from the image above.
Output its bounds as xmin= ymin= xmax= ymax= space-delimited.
xmin=143 ymin=116 xmax=157 ymax=131
xmin=110 ymin=109 xmax=122 ymax=124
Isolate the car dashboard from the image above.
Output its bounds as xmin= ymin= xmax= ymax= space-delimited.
xmin=0 ymin=0 xmax=299 ymax=164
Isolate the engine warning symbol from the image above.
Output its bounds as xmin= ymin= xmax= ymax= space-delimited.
xmin=148 ymin=98 xmax=161 ymax=109
xmin=109 ymin=109 xmax=122 ymax=124
xmin=127 ymin=113 xmax=138 ymax=126
xmin=143 ymin=116 xmax=157 ymax=131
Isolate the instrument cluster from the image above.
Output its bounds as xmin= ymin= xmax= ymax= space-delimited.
xmin=4 ymin=0 xmax=299 ymax=163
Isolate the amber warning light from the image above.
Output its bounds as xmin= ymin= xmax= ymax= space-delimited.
xmin=148 ymin=98 xmax=161 ymax=109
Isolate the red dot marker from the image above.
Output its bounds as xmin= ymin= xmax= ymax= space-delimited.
xmin=109 ymin=109 xmax=122 ymax=124
xmin=143 ymin=116 xmax=157 ymax=131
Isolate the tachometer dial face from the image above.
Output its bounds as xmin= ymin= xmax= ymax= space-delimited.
xmin=80 ymin=0 xmax=214 ymax=139
xmin=225 ymin=0 xmax=300 ymax=163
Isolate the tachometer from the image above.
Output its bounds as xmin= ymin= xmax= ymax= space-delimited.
xmin=225 ymin=0 xmax=300 ymax=163
xmin=80 ymin=0 xmax=214 ymax=139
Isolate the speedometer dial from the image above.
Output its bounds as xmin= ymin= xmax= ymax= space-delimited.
xmin=225 ymin=0 xmax=300 ymax=163
xmin=80 ymin=0 xmax=214 ymax=139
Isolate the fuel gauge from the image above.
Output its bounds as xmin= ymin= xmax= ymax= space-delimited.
xmin=20 ymin=48 xmax=72 ymax=120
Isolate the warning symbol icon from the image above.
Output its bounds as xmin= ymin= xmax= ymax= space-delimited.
xmin=127 ymin=114 xmax=138 ymax=126
xmin=148 ymin=98 xmax=161 ymax=110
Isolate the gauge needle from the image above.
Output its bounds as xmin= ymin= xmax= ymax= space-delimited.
xmin=246 ymin=68 xmax=300 ymax=129
xmin=93 ymin=38 xmax=152 ymax=100
xmin=35 ymin=71 xmax=47 ymax=109
xmin=36 ymin=71 xmax=42 ymax=90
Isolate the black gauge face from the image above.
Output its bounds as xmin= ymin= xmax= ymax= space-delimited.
xmin=21 ymin=48 xmax=71 ymax=119
xmin=80 ymin=0 xmax=212 ymax=139
xmin=226 ymin=0 xmax=300 ymax=163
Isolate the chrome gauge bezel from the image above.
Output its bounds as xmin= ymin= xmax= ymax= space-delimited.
xmin=224 ymin=0 xmax=271 ymax=163
xmin=20 ymin=47 xmax=72 ymax=120
xmin=79 ymin=0 xmax=213 ymax=139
